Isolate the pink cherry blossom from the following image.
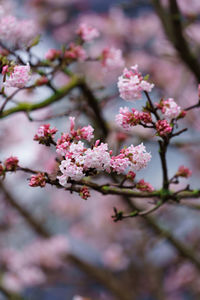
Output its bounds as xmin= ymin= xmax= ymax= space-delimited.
xmin=4 ymin=64 xmax=31 ymax=88
xmin=58 ymin=157 xmax=84 ymax=186
xmin=0 ymin=16 xmax=38 ymax=48
xmin=110 ymin=154 xmax=129 ymax=174
xmin=79 ymin=125 xmax=94 ymax=141
xmin=101 ymin=47 xmax=124 ymax=70
xmin=122 ymin=143 xmax=152 ymax=171
xmin=118 ymin=65 xmax=154 ymax=101
xmin=45 ymin=48 xmax=61 ymax=60
xmin=77 ymin=23 xmax=100 ymax=42
xmin=84 ymin=142 xmax=111 ymax=172
xmin=64 ymin=43 xmax=87 ymax=61
xmin=34 ymin=124 xmax=57 ymax=139
xmin=115 ymin=106 xmax=152 ymax=130
xmin=158 ymin=98 xmax=182 ymax=120
xmin=176 ymin=166 xmax=192 ymax=178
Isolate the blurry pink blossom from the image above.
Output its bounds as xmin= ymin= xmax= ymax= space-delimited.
xmin=77 ymin=23 xmax=100 ymax=42
xmin=64 ymin=43 xmax=87 ymax=61
xmin=45 ymin=48 xmax=61 ymax=60
xmin=4 ymin=156 xmax=18 ymax=171
xmin=118 ymin=65 xmax=154 ymax=101
xmin=176 ymin=166 xmax=192 ymax=178
xmin=101 ymin=47 xmax=124 ymax=70
xmin=136 ymin=179 xmax=154 ymax=192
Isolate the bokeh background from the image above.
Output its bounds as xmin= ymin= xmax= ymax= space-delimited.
xmin=1 ymin=0 xmax=200 ymax=299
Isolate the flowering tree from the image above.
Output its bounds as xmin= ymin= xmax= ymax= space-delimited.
xmin=1 ymin=0 xmax=200 ymax=299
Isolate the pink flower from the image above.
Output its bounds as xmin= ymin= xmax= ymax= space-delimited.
xmin=0 ymin=15 xmax=17 ymax=44
xmin=118 ymin=65 xmax=154 ymax=101
xmin=110 ymin=154 xmax=129 ymax=174
xmin=79 ymin=125 xmax=94 ymax=141
xmin=4 ymin=64 xmax=31 ymax=88
xmin=101 ymin=47 xmax=124 ymax=70
xmin=176 ymin=166 xmax=192 ymax=178
xmin=158 ymin=98 xmax=182 ymax=121
xmin=29 ymin=173 xmax=46 ymax=187
xmin=34 ymin=124 xmax=57 ymax=146
xmin=77 ymin=23 xmax=100 ymax=41
xmin=0 ymin=16 xmax=38 ymax=49
xmin=64 ymin=43 xmax=87 ymax=61
xmin=4 ymin=156 xmax=19 ymax=171
xmin=45 ymin=48 xmax=61 ymax=60
xmin=84 ymin=142 xmax=111 ymax=172
xmin=56 ymin=133 xmax=71 ymax=156
xmin=122 ymin=143 xmax=151 ymax=171
xmin=156 ymin=120 xmax=172 ymax=136
xmin=136 ymin=179 xmax=154 ymax=192
xmin=58 ymin=158 xmax=84 ymax=186
xmin=115 ymin=106 xmax=152 ymax=130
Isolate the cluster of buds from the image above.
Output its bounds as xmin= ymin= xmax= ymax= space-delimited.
xmin=79 ymin=187 xmax=90 ymax=200
xmin=64 ymin=43 xmax=87 ymax=62
xmin=126 ymin=171 xmax=136 ymax=181
xmin=29 ymin=173 xmax=47 ymax=187
xmin=4 ymin=156 xmax=19 ymax=171
xmin=115 ymin=106 xmax=152 ymax=130
xmin=176 ymin=166 xmax=192 ymax=178
xmin=0 ymin=156 xmax=19 ymax=178
xmin=136 ymin=179 xmax=154 ymax=192
xmin=156 ymin=120 xmax=172 ymax=137
xmin=34 ymin=124 xmax=58 ymax=146
xmin=118 ymin=65 xmax=154 ymax=101
xmin=45 ymin=49 xmax=61 ymax=61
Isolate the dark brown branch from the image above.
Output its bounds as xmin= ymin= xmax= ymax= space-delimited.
xmin=79 ymin=82 xmax=109 ymax=137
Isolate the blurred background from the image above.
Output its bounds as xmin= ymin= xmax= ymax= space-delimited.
xmin=1 ymin=0 xmax=200 ymax=299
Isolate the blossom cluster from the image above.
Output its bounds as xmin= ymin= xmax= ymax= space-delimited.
xmin=156 ymin=98 xmax=184 ymax=121
xmin=77 ymin=23 xmax=100 ymax=41
xmin=136 ymin=179 xmax=154 ymax=192
xmin=29 ymin=173 xmax=46 ymax=188
xmin=3 ymin=64 xmax=31 ymax=88
xmin=176 ymin=166 xmax=192 ymax=178
xmin=118 ymin=65 xmax=154 ymax=101
xmin=56 ymin=117 xmax=94 ymax=156
xmin=0 ymin=15 xmax=38 ymax=49
xmin=156 ymin=120 xmax=172 ymax=137
xmin=33 ymin=117 xmax=151 ymax=187
xmin=0 ymin=156 xmax=19 ymax=176
xmin=101 ymin=47 xmax=124 ymax=70
xmin=34 ymin=124 xmax=58 ymax=146
xmin=115 ymin=106 xmax=152 ymax=130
